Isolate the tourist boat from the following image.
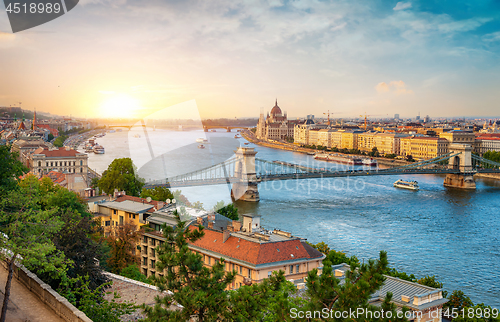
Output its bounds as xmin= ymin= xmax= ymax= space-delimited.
xmin=198 ymin=144 xmax=205 ymax=149
xmin=234 ymin=134 xmax=240 ymax=139
xmin=196 ymin=138 xmax=208 ymax=143
xmin=93 ymin=145 xmax=105 ymax=154
xmin=314 ymin=153 xmax=363 ymax=165
xmin=109 ymin=130 xmax=116 ymax=133
xmin=244 ymin=142 xmax=249 ymax=145
xmin=362 ymin=158 xmax=377 ymax=166
xmin=393 ymin=179 xmax=419 ymax=191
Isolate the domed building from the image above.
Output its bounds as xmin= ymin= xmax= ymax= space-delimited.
xmin=256 ymin=99 xmax=299 ymax=140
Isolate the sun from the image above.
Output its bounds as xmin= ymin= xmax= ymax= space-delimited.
xmin=99 ymin=94 xmax=140 ymax=119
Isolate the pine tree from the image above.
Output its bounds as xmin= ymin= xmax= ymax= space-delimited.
xmin=143 ymin=211 xmax=236 ymax=321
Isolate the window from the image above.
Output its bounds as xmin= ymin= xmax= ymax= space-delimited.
xmin=80 ymin=160 xmax=83 ymax=166
xmin=143 ymin=236 xmax=148 ymax=243
xmin=290 ymin=265 xmax=294 ymax=274
xmin=296 ymin=265 xmax=300 ymax=273
xmin=268 ymin=271 xmax=272 ymax=277
xmin=150 ymin=259 xmax=156 ymax=269
xmin=119 ymin=216 xmax=124 ymax=225
xmin=113 ymin=210 xmax=117 ymax=215
xmin=240 ymin=266 xmax=243 ymax=274
xmin=208 ymin=257 xmax=211 ymax=265
xmin=151 ymin=249 xmax=155 ymax=257
xmin=143 ymin=257 xmax=147 ymax=265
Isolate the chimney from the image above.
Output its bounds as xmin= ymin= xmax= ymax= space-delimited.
xmin=65 ymin=146 xmax=70 ymax=151
xmin=401 ymin=295 xmax=410 ymax=303
xmin=157 ymin=201 xmax=164 ymax=209
xmin=208 ymin=221 xmax=214 ymax=229
xmin=197 ymin=217 xmax=203 ymax=225
xmin=334 ymin=269 xmax=344 ymax=277
xmin=223 ymin=230 xmax=230 ymax=243
xmin=113 ymin=189 xmax=119 ymax=198
xmin=232 ymin=221 xmax=241 ymax=232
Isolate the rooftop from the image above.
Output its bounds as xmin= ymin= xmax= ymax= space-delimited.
xmin=100 ymin=200 xmax=155 ymax=214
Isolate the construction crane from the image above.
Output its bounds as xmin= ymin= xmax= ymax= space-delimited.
xmin=323 ymin=110 xmax=331 ymax=126
xmin=359 ymin=112 xmax=370 ymax=130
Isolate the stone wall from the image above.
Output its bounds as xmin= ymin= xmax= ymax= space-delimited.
xmin=1 ymin=259 xmax=92 ymax=322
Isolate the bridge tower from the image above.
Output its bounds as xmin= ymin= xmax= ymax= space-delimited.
xmin=444 ymin=143 xmax=476 ymax=189
xmin=231 ymin=147 xmax=260 ymax=202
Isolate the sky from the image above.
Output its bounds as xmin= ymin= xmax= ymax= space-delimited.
xmin=1 ymin=0 xmax=500 ymax=119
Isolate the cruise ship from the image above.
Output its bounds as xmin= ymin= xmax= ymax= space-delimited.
xmin=393 ymin=179 xmax=419 ymax=191
xmin=93 ymin=145 xmax=105 ymax=154
xmin=362 ymin=158 xmax=377 ymax=166
xmin=314 ymin=153 xmax=363 ymax=165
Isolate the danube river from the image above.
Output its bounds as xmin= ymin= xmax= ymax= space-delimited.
xmin=85 ymin=128 xmax=500 ymax=307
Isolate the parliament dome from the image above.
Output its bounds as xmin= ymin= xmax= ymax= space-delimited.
xmin=270 ymin=99 xmax=282 ymax=115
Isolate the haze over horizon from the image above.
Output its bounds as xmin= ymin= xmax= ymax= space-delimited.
xmin=1 ymin=0 xmax=500 ymax=119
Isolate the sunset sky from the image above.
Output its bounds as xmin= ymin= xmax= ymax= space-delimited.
xmin=1 ymin=0 xmax=500 ymax=119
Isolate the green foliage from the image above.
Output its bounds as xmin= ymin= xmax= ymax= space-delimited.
xmin=213 ymin=201 xmax=239 ymax=220
xmin=106 ymin=223 xmax=140 ymax=274
xmin=369 ymin=147 xmax=380 ymax=157
xmin=140 ymin=186 xmax=174 ymax=201
xmin=58 ymin=275 xmax=136 ymax=322
xmin=325 ymin=249 xmax=360 ymax=266
xmin=384 ymin=267 xmax=417 ymax=282
xmin=228 ymin=271 xmax=306 ymax=322
xmin=191 ymin=201 xmax=205 ymax=210
xmin=143 ymin=211 xmax=236 ymax=321
xmin=483 ymin=151 xmax=500 ymax=163
xmin=406 ymin=155 xmax=415 ymax=162
xmin=0 ymin=145 xmax=28 ymax=194
xmin=48 ymin=133 xmax=54 ymax=141
xmin=307 ymin=241 xmax=330 ymax=255
xmin=97 ymin=158 xmax=144 ymax=196
xmin=0 ymin=186 xmax=69 ymax=321
xmin=385 ymin=153 xmax=397 ymax=159
xmin=445 ymin=290 xmax=474 ymax=312
xmin=53 ymin=135 xmax=68 ymax=147
xmin=120 ymin=264 xmax=150 ymax=284
xmin=304 ymin=251 xmax=408 ymax=321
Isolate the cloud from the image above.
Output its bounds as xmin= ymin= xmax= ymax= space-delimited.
xmin=376 ymin=81 xmax=413 ymax=94
xmin=99 ymin=90 xmax=115 ymax=94
xmin=393 ymin=2 xmax=412 ymax=11
xmin=482 ymin=31 xmax=500 ymax=42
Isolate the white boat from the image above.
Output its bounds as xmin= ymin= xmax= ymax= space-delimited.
xmin=196 ymin=138 xmax=208 ymax=143
xmin=362 ymin=158 xmax=377 ymax=166
xmin=133 ymin=134 xmax=141 ymax=138
xmin=393 ymin=179 xmax=419 ymax=191
xmin=93 ymin=145 xmax=105 ymax=154
xmin=198 ymin=144 xmax=205 ymax=149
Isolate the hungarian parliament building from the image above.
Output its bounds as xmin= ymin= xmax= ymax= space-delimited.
xmin=256 ymin=100 xmax=300 ymax=141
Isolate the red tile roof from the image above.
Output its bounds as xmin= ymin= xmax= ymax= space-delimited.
xmin=33 ymin=147 xmax=82 ymax=157
xmin=42 ymin=171 xmax=66 ymax=184
xmin=189 ymin=228 xmax=324 ymax=266
xmin=477 ymin=136 xmax=500 ymax=141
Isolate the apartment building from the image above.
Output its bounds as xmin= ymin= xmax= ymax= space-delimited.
xmin=400 ymin=137 xmax=449 ymax=160
xmin=340 ymin=131 xmax=363 ymax=150
xmin=140 ymin=211 xmax=325 ymax=290
xmin=11 ymin=137 xmax=51 ymax=165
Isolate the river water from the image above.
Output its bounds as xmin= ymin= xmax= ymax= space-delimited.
xmin=85 ymin=128 xmax=500 ymax=307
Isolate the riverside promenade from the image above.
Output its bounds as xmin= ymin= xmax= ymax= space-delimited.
xmin=0 ymin=265 xmax=65 ymax=322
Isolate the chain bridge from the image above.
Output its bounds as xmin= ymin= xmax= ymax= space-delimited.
xmin=143 ymin=144 xmax=500 ymax=202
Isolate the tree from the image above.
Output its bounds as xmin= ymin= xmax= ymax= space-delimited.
xmin=97 ymin=158 xmax=144 ymax=196
xmin=48 ymin=133 xmax=54 ymax=141
xmin=307 ymin=241 xmax=330 ymax=255
xmin=369 ymin=147 xmax=380 ymax=157
xmin=106 ymin=223 xmax=140 ymax=274
xmin=385 ymin=267 xmax=417 ymax=282
xmin=0 ymin=145 xmax=28 ymax=195
xmin=143 ymin=211 xmax=236 ymax=321
xmin=304 ymin=251 xmax=408 ymax=321
xmin=0 ymin=188 xmax=68 ymax=322
xmin=213 ymin=201 xmax=239 ymax=220
xmin=444 ymin=290 xmax=474 ymax=313
xmin=452 ymin=303 xmax=500 ymax=322
xmin=227 ymin=271 xmax=305 ymax=322
xmin=324 ymin=249 xmax=360 ymax=266
xmin=140 ymin=186 xmax=174 ymax=201
xmin=53 ymin=135 xmax=68 ymax=147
